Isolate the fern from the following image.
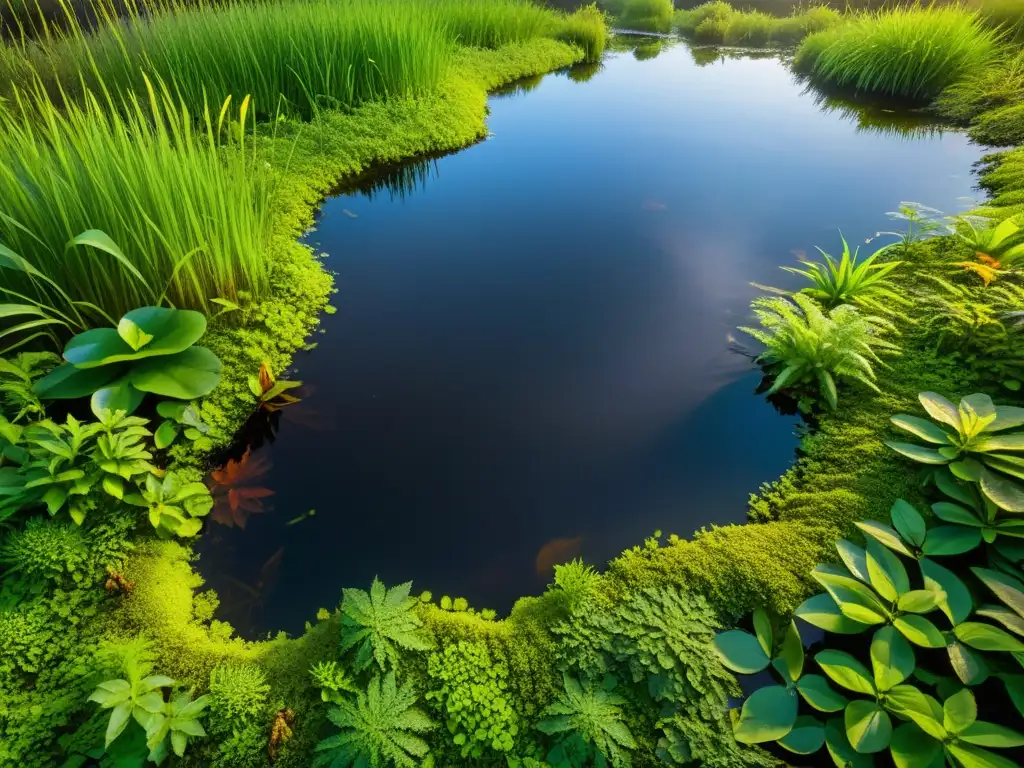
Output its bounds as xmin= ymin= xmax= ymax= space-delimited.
xmin=0 ymin=352 xmax=59 ymax=423
xmin=550 ymin=559 xmax=602 ymax=615
xmin=554 ymin=586 xmax=770 ymax=768
xmin=538 ymin=674 xmax=635 ymax=768
xmin=313 ymin=672 xmax=435 ymax=768
xmin=340 ymin=579 xmax=432 ymax=672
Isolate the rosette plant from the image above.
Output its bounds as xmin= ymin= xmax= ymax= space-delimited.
xmin=33 ymin=307 xmax=221 ymax=417
xmin=886 ymin=392 xmax=1024 ymax=512
xmin=124 ymin=471 xmax=213 ymax=537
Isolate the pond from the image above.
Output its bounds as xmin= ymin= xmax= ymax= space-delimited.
xmin=196 ymin=38 xmax=987 ymax=638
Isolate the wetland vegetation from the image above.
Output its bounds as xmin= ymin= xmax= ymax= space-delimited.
xmin=3 ymin=0 xmax=1024 ymax=766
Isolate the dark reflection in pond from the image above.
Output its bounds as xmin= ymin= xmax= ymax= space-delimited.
xmin=353 ymin=158 xmax=441 ymax=202
xmin=800 ymin=80 xmax=957 ymax=140
xmin=196 ymin=41 xmax=985 ymax=638
xmin=633 ymin=41 xmax=664 ymax=61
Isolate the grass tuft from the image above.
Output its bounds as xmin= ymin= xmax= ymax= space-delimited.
xmin=794 ymin=6 xmax=1000 ymax=100
xmin=677 ymin=2 xmax=841 ymax=47
xmin=618 ymin=0 xmax=674 ymax=34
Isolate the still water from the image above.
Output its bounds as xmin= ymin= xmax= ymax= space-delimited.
xmin=196 ymin=40 xmax=986 ymax=637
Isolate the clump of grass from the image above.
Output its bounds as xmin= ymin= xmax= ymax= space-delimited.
xmin=618 ymin=0 xmax=673 ymax=34
xmin=969 ymin=0 xmax=1024 ymax=42
xmin=970 ymin=102 xmax=1024 ymax=147
xmin=677 ymin=2 xmax=841 ymax=47
xmin=0 ymin=76 xmax=273 ymax=324
xmin=937 ymin=48 xmax=1024 ymax=121
xmin=425 ymin=0 xmax=559 ymax=49
xmin=553 ymin=4 xmax=608 ymax=62
xmin=794 ymin=6 xmax=1000 ymax=100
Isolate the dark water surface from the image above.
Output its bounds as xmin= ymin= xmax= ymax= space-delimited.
xmin=196 ymin=41 xmax=986 ymax=637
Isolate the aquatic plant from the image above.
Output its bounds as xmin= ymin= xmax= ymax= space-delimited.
xmin=208 ymin=448 xmax=273 ymax=528
xmin=553 ymin=4 xmax=608 ymax=62
xmin=795 ymin=7 xmax=999 ymax=100
xmin=886 ymin=391 xmax=1024 ymax=512
xmin=249 ymin=362 xmax=302 ymax=413
xmin=741 ymin=294 xmax=898 ymax=411
xmin=617 ymin=0 xmax=673 ymax=34
xmin=676 ymin=2 xmax=840 ymax=47
xmin=781 ymin=236 xmax=904 ymax=314
xmin=340 ymin=578 xmax=432 ymax=672
xmin=91 ymin=409 xmax=155 ymax=501
xmin=537 ymin=674 xmax=636 ymax=768
xmin=937 ymin=48 xmax=1024 ymax=123
xmin=33 ymin=307 xmax=222 ymax=419
xmin=154 ymin=401 xmax=211 ymax=451
xmin=314 ymin=672 xmax=435 ymax=768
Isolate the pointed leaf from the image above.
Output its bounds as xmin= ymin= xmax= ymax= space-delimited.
xmin=890 ymin=723 xmax=942 ymax=768
xmin=890 ymin=415 xmax=951 ymax=444
xmin=923 ymin=526 xmax=984 ymax=556
xmin=795 ymin=593 xmax=872 ymax=634
xmin=815 ymin=650 xmax=876 ymax=695
xmin=778 ymin=621 xmax=804 ymax=682
xmin=891 ymin=500 xmax=927 ymax=548
xmin=866 ymin=539 xmax=910 ymax=601
xmin=946 ymin=743 xmax=1021 ymax=768
xmin=856 ymin=520 xmax=914 ymax=556
xmin=897 ymin=590 xmax=941 ymax=615
xmin=885 ymin=441 xmax=949 ymax=465
xmin=919 ymin=393 xmax=961 ymax=429
xmin=959 ymin=721 xmax=1024 ymax=748
xmin=920 ymin=557 xmax=973 ymax=625
xmin=106 ymin=702 xmax=132 ymax=747
xmin=948 ymin=641 xmax=990 ymax=686
xmin=981 ymin=468 xmax=1024 ymax=513
xmin=797 ymin=674 xmax=847 ymax=712
xmin=972 ymin=567 xmax=1024 ymax=620
xmin=954 ymin=622 xmax=1024 ymax=652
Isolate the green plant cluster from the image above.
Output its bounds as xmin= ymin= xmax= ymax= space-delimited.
xmin=617 ymin=0 xmax=673 ymax=34
xmin=676 ymin=1 xmax=842 ymax=47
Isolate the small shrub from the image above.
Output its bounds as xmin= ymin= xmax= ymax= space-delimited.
xmin=0 ymin=518 xmax=90 ymax=586
xmin=209 ymin=662 xmax=270 ymax=724
xmin=618 ymin=0 xmax=673 ymax=34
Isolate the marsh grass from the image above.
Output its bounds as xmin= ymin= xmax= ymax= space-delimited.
xmin=676 ymin=2 xmax=841 ymax=47
xmin=618 ymin=0 xmax=673 ymax=34
xmin=0 ymin=75 xmax=273 ymax=325
xmin=795 ymin=6 xmax=999 ymax=100
xmin=553 ymin=4 xmax=607 ymax=61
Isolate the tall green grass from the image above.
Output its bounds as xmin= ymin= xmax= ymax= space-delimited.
xmin=618 ymin=0 xmax=674 ymax=34
xmin=676 ymin=2 xmax=841 ymax=47
xmin=0 ymin=77 xmax=272 ymax=325
xmin=554 ymin=4 xmax=607 ymax=61
xmin=794 ymin=7 xmax=999 ymax=100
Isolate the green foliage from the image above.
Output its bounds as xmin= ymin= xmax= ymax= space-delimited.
xmin=741 ymin=293 xmax=898 ymax=411
xmin=209 ymin=662 xmax=270 ymax=725
xmin=0 ymin=352 xmax=60 ymax=422
xmin=938 ymin=48 xmax=1024 ymax=123
xmin=91 ymin=410 xmax=155 ymax=501
xmin=314 ymin=672 xmax=435 ymax=768
xmin=340 ymin=579 xmax=432 ymax=672
xmin=676 ymin=2 xmax=841 ymax=47
xmin=780 ymin=235 xmax=904 ymax=313
xmin=0 ymin=516 xmax=90 ymax=586
xmin=426 ymin=640 xmax=520 ymax=756
xmin=553 ymin=5 xmax=608 ymax=62
xmin=795 ymin=7 xmax=999 ymax=100
xmin=34 ymin=306 xmax=222 ymax=418
xmin=538 ymin=674 xmax=636 ymax=768
xmin=311 ymin=660 xmax=361 ymax=703
xmin=154 ymin=400 xmax=212 ymax=451
xmin=123 ymin=471 xmax=214 ymax=537
xmin=954 ymin=215 xmax=1024 ymax=267
xmin=19 ymin=414 xmax=101 ymax=524
xmin=886 ymin=391 xmax=1024 ymax=512
xmin=554 ymin=585 xmax=763 ymax=767
xmin=618 ymin=0 xmax=673 ymax=34
xmin=549 ymin=558 xmax=602 ymax=615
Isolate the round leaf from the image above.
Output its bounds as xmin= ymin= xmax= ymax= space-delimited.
xmin=732 ymin=685 xmax=798 ymax=744
xmin=154 ymin=421 xmax=179 ymax=450
xmin=91 ymin=378 xmax=145 ymax=418
xmin=64 ymin=307 xmax=206 ymax=368
xmin=714 ymin=631 xmax=770 ymax=675
xmin=33 ymin=362 xmax=124 ymax=399
xmin=777 ymin=715 xmax=825 ymax=755
xmin=943 ymin=688 xmax=977 ymax=734
xmin=130 ymin=346 xmax=222 ymax=400
xmin=844 ymin=700 xmax=892 ymax=754
xmin=825 ymin=718 xmax=873 ymax=768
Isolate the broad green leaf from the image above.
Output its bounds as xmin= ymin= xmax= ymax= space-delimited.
xmin=796 ymin=674 xmax=847 ymax=712
xmin=954 ymin=622 xmax=1024 ymax=653
xmin=154 ymin=421 xmax=178 ymax=450
xmin=890 ymin=723 xmax=942 ymax=768
xmin=991 ymin=406 xmax=1024 ymax=432
xmin=118 ymin=316 xmax=154 ymax=351
xmin=778 ymin=621 xmax=804 ymax=682
xmin=844 ymin=700 xmax=892 ymax=754
xmin=33 ymin=362 xmax=125 ymax=399
xmin=943 ymin=688 xmax=977 ymax=733
xmin=891 ymin=414 xmax=951 ymax=444
xmin=130 ymin=347 xmax=222 ymax=400
xmin=815 ymin=650 xmax=876 ymax=695
xmin=885 ymin=441 xmax=948 ymax=465
xmin=813 ymin=566 xmax=890 ymax=621
xmin=866 ymin=539 xmax=910 ymax=601
xmin=977 ymin=605 xmax=1024 ymax=636
xmin=1001 ymin=674 xmax=1024 ymax=718
xmin=752 ymin=608 xmax=773 ymax=658
xmin=891 ymin=499 xmax=927 ymax=548
xmin=837 ymin=539 xmax=871 ymax=583
xmin=918 ymin=393 xmax=961 ymax=430
xmin=952 ymin=458 xmax=985 ymax=482
xmin=732 ymin=685 xmax=798 ymax=744
xmin=795 ymin=593 xmax=871 ymax=634
xmin=948 ymin=641 xmax=990 ymax=686
xmin=714 ymin=630 xmax=770 ymax=675
xmin=980 ymin=468 xmax=1024 ymax=513
xmin=932 ymin=502 xmax=983 ymax=527
xmin=897 ymin=590 xmax=941 ymax=615
xmin=871 ymin=625 xmax=915 ymax=691
xmin=777 ymin=715 xmax=825 ymax=755
xmin=893 ymin=615 xmax=945 ymax=648
xmin=959 ymin=721 xmax=1024 ymax=748
xmin=935 ymin=468 xmax=978 ymax=508
xmin=64 ymin=307 xmax=205 ymax=368
xmin=91 ymin=378 xmax=145 ymax=419
xmin=825 ymin=718 xmax=873 ymax=768
xmin=946 ymin=742 xmax=1021 ymax=768
xmin=922 ymin=526 xmax=984 ymax=556
xmin=106 ymin=701 xmax=132 ymax=747
xmin=920 ymin=557 xmax=973 ymax=625
xmin=972 ymin=567 xmax=1024 ymax=620
xmin=856 ymin=520 xmax=914 ymax=557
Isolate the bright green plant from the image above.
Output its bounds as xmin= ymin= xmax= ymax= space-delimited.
xmin=741 ymin=293 xmax=897 ymax=410
xmin=549 ymin=558 xmax=602 ymax=615
xmin=426 ymin=640 xmax=519 ymax=757
xmin=886 ymin=392 xmax=1024 ymax=512
xmin=781 ymin=235 xmax=904 ymax=313
xmin=875 ymin=202 xmax=953 ymax=254
xmin=142 ymin=689 xmax=210 ymax=762
xmin=311 ymin=660 xmax=361 ymax=704
xmin=153 ymin=401 xmax=211 ymax=451
xmin=314 ymin=672 xmax=435 ymax=768
xmin=33 ymin=306 xmax=221 ymax=418
xmin=617 ymin=0 xmax=672 ymax=34
xmin=0 ymin=516 xmax=90 ymax=586
xmin=537 ymin=674 xmax=636 ymax=768
xmin=795 ymin=7 xmax=999 ymax=100
xmin=954 ymin=215 xmax=1024 ymax=267
xmin=208 ymin=663 xmax=270 ymax=725
xmin=0 ymin=352 xmax=59 ymax=422
xmin=21 ymin=415 xmax=100 ymax=523
xmin=340 ymin=579 xmax=432 ymax=672
xmin=123 ymin=471 xmax=213 ymax=537
xmin=91 ymin=410 xmax=154 ymax=501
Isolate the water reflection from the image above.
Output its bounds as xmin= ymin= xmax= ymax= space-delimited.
xmin=352 ymin=157 xmax=441 ymax=202
xmin=633 ymin=41 xmax=664 ymax=61
xmin=491 ymin=73 xmax=545 ymax=99
xmin=802 ymin=80 xmax=952 ymax=140
xmin=566 ymin=60 xmax=604 ymax=83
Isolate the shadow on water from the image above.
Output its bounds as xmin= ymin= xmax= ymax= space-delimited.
xmin=196 ymin=40 xmax=986 ymax=639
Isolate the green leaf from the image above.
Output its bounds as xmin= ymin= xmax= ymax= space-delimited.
xmin=67 ymin=230 xmax=150 ymax=292
xmin=795 ymin=593 xmax=871 ymax=634
xmin=920 ymin=558 xmax=973 ymax=625
xmin=732 ymin=685 xmax=798 ymax=744
xmin=844 ymin=700 xmax=892 ymax=754
xmin=866 ymin=539 xmax=910 ymax=601
xmin=891 ymin=499 xmax=927 ymax=548
xmin=796 ymin=674 xmax=847 ymax=712
xmin=825 ymin=718 xmax=873 ymax=768
xmin=33 ymin=362 xmax=125 ymax=399
xmin=886 ymin=441 xmax=949 ymax=465
xmin=946 ymin=742 xmax=1022 ymax=768
xmin=972 ymin=567 xmax=1024 ymax=621
xmin=980 ymin=468 xmax=1024 ymax=513
xmin=106 ymin=701 xmax=132 ymax=747
xmin=777 ymin=715 xmax=825 ymax=755
xmin=932 ymin=502 xmax=983 ymax=526
xmin=893 ymin=615 xmax=946 ymax=648
xmin=778 ymin=621 xmax=804 ymax=682
xmin=130 ymin=347 xmax=221 ymax=400
xmin=64 ymin=307 xmax=205 ymax=368
xmin=813 ymin=566 xmax=890 ymax=621
xmin=752 ymin=607 xmax=773 ymax=658
xmin=936 ymin=467 xmax=979 ymax=508
xmin=871 ymin=625 xmax=915 ymax=691
xmin=889 ymin=723 xmax=942 ymax=768
xmin=815 ymin=650 xmax=876 ymax=695
xmin=897 ymin=590 xmax=941 ymax=615
xmin=856 ymin=520 xmax=914 ymax=556
xmin=91 ymin=377 xmax=145 ymax=419
xmin=837 ymin=539 xmax=871 ymax=583
xmin=922 ymin=526 xmax=984 ymax=556
xmin=943 ymin=688 xmax=977 ymax=733
xmin=976 ymin=605 xmax=1024 ymax=637
xmin=891 ymin=414 xmax=951 ymax=444
xmin=1001 ymin=674 xmax=1024 ymax=718
xmin=118 ymin=316 xmax=153 ymax=351
xmin=948 ymin=641 xmax=990 ymax=686
xmin=959 ymin=721 xmax=1024 ymax=748
xmin=919 ymin=393 xmax=961 ymax=429
xmin=714 ymin=630 xmax=770 ymax=675
xmin=154 ymin=421 xmax=178 ymax=450
xmin=954 ymin=622 xmax=1024 ymax=652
